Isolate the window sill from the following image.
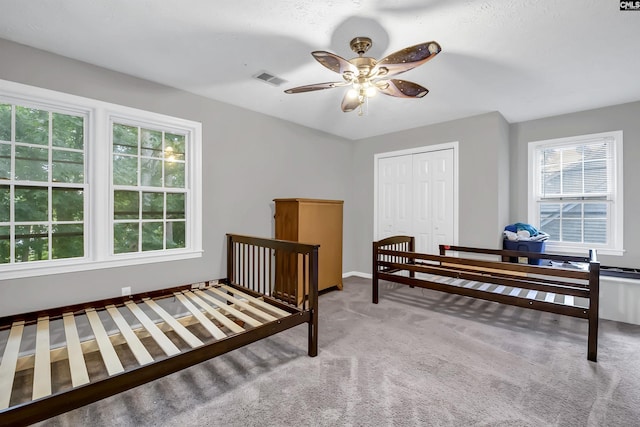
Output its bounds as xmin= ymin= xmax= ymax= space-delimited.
xmin=543 ymin=243 xmax=624 ymax=257
xmin=0 ymin=250 xmax=204 ymax=281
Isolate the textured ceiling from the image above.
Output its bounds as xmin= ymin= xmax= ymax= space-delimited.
xmin=1 ymin=0 xmax=639 ymax=140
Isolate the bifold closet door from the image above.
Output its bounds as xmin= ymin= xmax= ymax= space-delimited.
xmin=377 ymin=149 xmax=454 ymax=254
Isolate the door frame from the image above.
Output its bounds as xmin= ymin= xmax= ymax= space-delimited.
xmin=373 ymin=142 xmax=459 ymax=244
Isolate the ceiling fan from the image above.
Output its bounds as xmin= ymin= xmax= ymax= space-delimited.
xmin=284 ymin=37 xmax=442 ymax=115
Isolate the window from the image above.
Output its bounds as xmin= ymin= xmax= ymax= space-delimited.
xmin=0 ymin=79 xmax=202 ymax=279
xmin=528 ymin=131 xmax=623 ymax=255
xmin=0 ymin=103 xmax=87 ymax=264
xmin=111 ymin=122 xmax=187 ymax=254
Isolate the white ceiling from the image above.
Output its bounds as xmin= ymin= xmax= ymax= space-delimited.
xmin=1 ymin=0 xmax=639 ymax=140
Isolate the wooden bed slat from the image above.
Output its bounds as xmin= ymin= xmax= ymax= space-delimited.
xmin=0 ymin=321 xmax=24 ymax=409
xmin=492 ymin=285 xmax=506 ymax=294
xmin=62 ymin=313 xmax=90 ymax=387
xmin=105 ymin=305 xmax=154 ymax=366
xmin=85 ymin=309 xmax=125 ymax=376
xmin=32 ymin=317 xmax=52 ymax=400
xmin=509 ymin=288 xmax=522 ymax=297
xmin=564 ymin=295 xmax=575 ymax=306
xmin=219 ymin=284 xmax=290 ymax=318
xmin=526 ymin=290 xmax=538 ymax=300
xmin=143 ymin=298 xmax=204 ymax=349
xmin=478 ymin=283 xmax=491 ymax=291
xmin=124 ymin=301 xmax=181 ymax=357
xmin=545 ymin=293 xmax=556 ymax=303
xmin=183 ymin=291 xmax=245 ymax=334
xmin=208 ymin=287 xmax=278 ymax=322
xmin=174 ymin=292 xmax=227 ymax=340
xmin=195 ymin=290 xmax=263 ymax=328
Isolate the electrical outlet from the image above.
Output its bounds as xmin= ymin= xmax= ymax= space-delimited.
xmin=121 ymin=286 xmax=132 ymax=296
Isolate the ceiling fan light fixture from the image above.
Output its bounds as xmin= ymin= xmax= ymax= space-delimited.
xmin=284 ymin=36 xmax=441 ymax=114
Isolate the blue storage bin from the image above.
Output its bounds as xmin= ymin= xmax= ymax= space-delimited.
xmin=503 ymin=239 xmax=546 ymax=265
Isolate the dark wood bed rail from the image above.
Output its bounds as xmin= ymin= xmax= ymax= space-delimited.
xmin=373 ymin=236 xmax=600 ymax=362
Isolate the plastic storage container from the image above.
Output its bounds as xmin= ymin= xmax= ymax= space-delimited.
xmin=503 ymin=239 xmax=546 ymax=265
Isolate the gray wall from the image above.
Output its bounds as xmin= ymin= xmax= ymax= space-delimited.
xmin=1 ymin=37 xmax=638 ymax=317
xmin=510 ymin=101 xmax=640 ymax=268
xmin=350 ymin=111 xmax=511 ymax=273
xmin=0 ymin=39 xmax=354 ymax=315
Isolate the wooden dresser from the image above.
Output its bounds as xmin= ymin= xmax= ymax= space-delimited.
xmin=274 ymin=198 xmax=343 ymax=303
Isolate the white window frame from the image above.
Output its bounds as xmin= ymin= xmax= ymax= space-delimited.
xmin=0 ymin=79 xmax=202 ymax=279
xmin=527 ymin=130 xmax=623 ymax=256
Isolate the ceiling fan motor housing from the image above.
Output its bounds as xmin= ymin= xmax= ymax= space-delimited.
xmin=350 ymin=37 xmax=372 ymax=56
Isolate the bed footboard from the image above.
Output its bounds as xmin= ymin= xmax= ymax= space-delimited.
xmin=373 ymin=236 xmax=600 ymax=362
xmin=226 ymin=233 xmax=319 ymax=356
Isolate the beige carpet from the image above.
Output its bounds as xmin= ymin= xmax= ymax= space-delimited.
xmin=37 ymin=276 xmax=640 ymax=426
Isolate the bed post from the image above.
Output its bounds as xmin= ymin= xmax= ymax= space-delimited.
xmin=226 ymin=234 xmax=234 ymax=285
xmin=587 ymin=249 xmax=600 ymax=362
xmin=308 ymin=246 xmax=319 ymax=357
xmin=372 ymin=240 xmax=379 ymax=304
xmin=409 ymin=236 xmax=416 ymax=280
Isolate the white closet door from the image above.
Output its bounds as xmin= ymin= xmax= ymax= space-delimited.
xmin=430 ymin=149 xmax=455 ymax=252
xmin=378 ymin=155 xmax=413 ymax=238
xmin=377 ymin=148 xmax=455 ymax=254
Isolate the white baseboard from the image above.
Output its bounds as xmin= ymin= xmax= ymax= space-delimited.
xmin=342 ymin=271 xmax=372 ymax=279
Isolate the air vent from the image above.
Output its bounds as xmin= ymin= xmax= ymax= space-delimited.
xmin=253 ymin=71 xmax=287 ymax=87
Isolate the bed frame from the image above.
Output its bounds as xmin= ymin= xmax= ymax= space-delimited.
xmin=0 ymin=234 xmax=318 ymax=426
xmin=372 ymin=236 xmax=600 ymax=362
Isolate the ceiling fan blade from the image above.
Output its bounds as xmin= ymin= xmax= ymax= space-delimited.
xmin=284 ymin=81 xmax=348 ymax=94
xmin=341 ymin=92 xmax=361 ymax=112
xmin=373 ymin=41 xmax=441 ymax=77
xmin=312 ymin=51 xmax=358 ymax=74
xmin=377 ymin=79 xmax=429 ymax=98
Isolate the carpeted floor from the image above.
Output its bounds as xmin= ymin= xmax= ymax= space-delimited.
xmin=37 ymin=276 xmax=640 ymax=426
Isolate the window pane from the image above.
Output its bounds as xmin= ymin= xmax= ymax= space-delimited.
xmin=52 ymin=149 xmax=84 ymax=183
xmin=539 ymin=203 xmax=560 ymax=239
xmin=584 ymin=220 xmax=607 ymax=244
xmin=563 ymin=203 xmax=582 ymax=219
xmin=561 ymin=162 xmax=583 ymax=194
xmin=0 ymin=143 xmax=11 ymax=180
xmin=561 ymin=219 xmax=582 ymax=243
xmin=114 ymin=222 xmax=139 ymax=253
xmin=15 ymin=224 xmax=48 ymax=262
xmin=166 ymin=221 xmax=185 ymax=249
xmin=166 ymin=193 xmax=185 ymax=219
xmin=584 ymin=160 xmax=607 ymax=194
xmin=584 ymin=142 xmax=608 ymax=161
xmin=15 ymin=186 xmax=48 ymax=221
xmin=52 ymin=223 xmax=84 ymax=259
xmin=114 ymin=190 xmax=139 ymax=220
xmin=53 ymin=113 xmax=83 ymax=149
xmin=15 ymin=145 xmax=48 ymax=181
xmin=165 ymin=161 xmax=185 ymax=188
xmin=142 ymin=222 xmax=163 ymax=251
xmin=52 ymin=188 xmax=83 ymax=221
xmin=141 ymin=129 xmax=162 ymax=157
xmin=113 ymin=124 xmax=138 ymax=155
xmin=0 ymin=225 xmax=9 ymax=263
xmin=0 ymin=103 xmax=10 ymax=141
xmin=15 ymin=106 xmax=48 ymax=145
xmin=113 ymin=155 xmax=138 ymax=185
xmin=584 ymin=203 xmax=607 ymax=219
xmin=541 ymin=172 xmax=560 ymax=195
xmin=140 ymin=158 xmax=162 ymax=187
xmin=0 ymin=185 xmax=9 ymax=222
xmin=142 ymin=192 xmax=163 ymax=219
xmin=165 ymin=133 xmax=185 ymax=161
